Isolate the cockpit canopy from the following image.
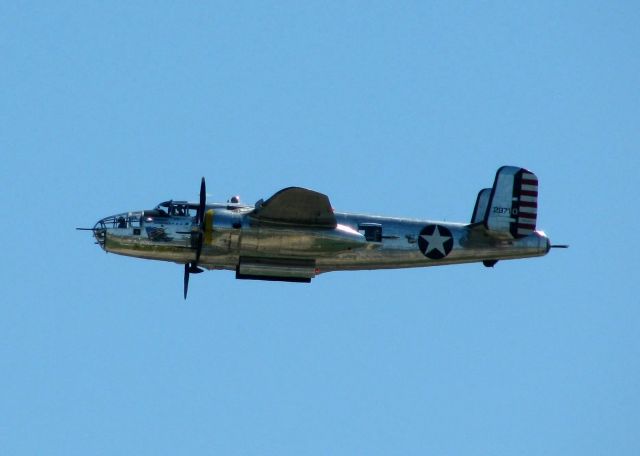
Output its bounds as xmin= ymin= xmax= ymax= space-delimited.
xmin=154 ymin=200 xmax=197 ymax=217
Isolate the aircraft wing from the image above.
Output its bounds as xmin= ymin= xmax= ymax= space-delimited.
xmin=250 ymin=187 xmax=337 ymax=228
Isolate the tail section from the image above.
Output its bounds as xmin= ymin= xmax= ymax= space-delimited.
xmin=475 ymin=166 xmax=539 ymax=238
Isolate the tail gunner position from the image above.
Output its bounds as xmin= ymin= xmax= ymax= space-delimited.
xmin=79 ymin=166 xmax=566 ymax=298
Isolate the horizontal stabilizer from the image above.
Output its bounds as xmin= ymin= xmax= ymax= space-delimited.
xmin=484 ymin=166 xmax=539 ymax=238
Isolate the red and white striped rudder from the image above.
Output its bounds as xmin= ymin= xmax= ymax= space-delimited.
xmin=484 ymin=166 xmax=539 ymax=238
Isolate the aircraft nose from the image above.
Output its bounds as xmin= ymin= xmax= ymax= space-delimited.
xmin=91 ymin=211 xmax=142 ymax=251
xmin=93 ymin=219 xmax=108 ymax=250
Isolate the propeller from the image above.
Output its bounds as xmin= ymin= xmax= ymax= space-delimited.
xmin=183 ymin=177 xmax=207 ymax=299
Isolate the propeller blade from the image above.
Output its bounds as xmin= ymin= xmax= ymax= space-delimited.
xmin=551 ymin=244 xmax=570 ymax=249
xmin=197 ymin=177 xmax=206 ymax=226
xmin=183 ymin=263 xmax=190 ymax=300
xmin=196 ymin=177 xmax=207 ymax=262
xmin=185 ymin=177 xmax=207 ymax=300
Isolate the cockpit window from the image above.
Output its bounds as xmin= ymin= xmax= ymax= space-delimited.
xmin=155 ymin=201 xmax=194 ymax=217
xmin=170 ymin=204 xmax=190 ymax=216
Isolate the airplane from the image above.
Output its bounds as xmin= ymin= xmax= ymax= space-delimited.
xmin=78 ymin=166 xmax=566 ymax=298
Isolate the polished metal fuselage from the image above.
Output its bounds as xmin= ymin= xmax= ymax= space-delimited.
xmin=96 ymin=203 xmax=550 ymax=276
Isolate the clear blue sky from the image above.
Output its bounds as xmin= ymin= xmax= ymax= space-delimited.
xmin=2 ymin=2 xmax=639 ymax=455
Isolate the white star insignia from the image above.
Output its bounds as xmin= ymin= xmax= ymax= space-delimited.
xmin=420 ymin=226 xmax=452 ymax=256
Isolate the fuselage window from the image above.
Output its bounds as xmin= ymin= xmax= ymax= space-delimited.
xmin=358 ymin=223 xmax=382 ymax=242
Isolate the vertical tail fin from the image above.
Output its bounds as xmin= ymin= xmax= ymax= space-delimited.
xmin=484 ymin=166 xmax=538 ymax=238
xmin=471 ymin=188 xmax=492 ymax=224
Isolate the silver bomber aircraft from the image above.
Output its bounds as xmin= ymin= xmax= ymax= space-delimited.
xmin=79 ymin=166 xmax=566 ymax=298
